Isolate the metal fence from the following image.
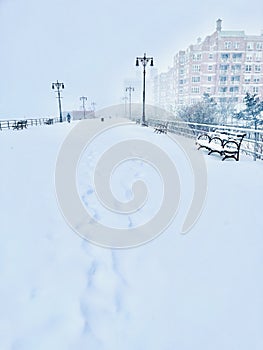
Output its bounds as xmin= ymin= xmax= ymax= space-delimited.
xmin=148 ymin=118 xmax=263 ymax=161
xmin=0 ymin=117 xmax=60 ymax=130
xmin=2 ymin=116 xmax=263 ymax=160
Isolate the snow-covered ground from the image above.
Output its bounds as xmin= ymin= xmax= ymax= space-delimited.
xmin=0 ymin=119 xmax=263 ymax=350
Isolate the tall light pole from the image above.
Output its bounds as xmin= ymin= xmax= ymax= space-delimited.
xmin=126 ymin=86 xmax=134 ymax=120
xmin=52 ymin=80 xmax=64 ymax=123
xmin=122 ymin=95 xmax=128 ymax=118
xmin=136 ymin=53 xmax=154 ymax=125
xmin=80 ymin=96 xmax=88 ymax=119
xmin=91 ymin=101 xmax=96 ymax=118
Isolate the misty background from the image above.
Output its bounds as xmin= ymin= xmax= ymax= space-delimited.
xmin=0 ymin=0 xmax=263 ymax=119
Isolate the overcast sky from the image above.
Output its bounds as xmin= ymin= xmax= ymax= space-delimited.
xmin=0 ymin=0 xmax=263 ymax=119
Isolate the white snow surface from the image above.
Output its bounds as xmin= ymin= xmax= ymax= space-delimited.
xmin=0 ymin=120 xmax=263 ymax=350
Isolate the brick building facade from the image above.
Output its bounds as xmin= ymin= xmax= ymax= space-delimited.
xmin=156 ymin=19 xmax=263 ymax=110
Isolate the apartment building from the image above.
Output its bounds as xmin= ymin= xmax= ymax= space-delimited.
xmin=157 ymin=19 xmax=263 ymax=109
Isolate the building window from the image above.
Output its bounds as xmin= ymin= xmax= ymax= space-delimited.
xmin=229 ymin=86 xmax=239 ymax=93
xmin=219 ymin=97 xmax=227 ymax=103
xmin=232 ymin=53 xmax=242 ymax=62
xmin=208 ymin=76 xmax=212 ymax=82
xmin=253 ymin=86 xmax=259 ymax=93
xmin=209 ymin=53 xmax=213 ymax=59
xmin=229 ymin=97 xmax=239 ymax=102
xmin=192 ymin=65 xmax=200 ymax=72
xmin=220 ymin=64 xmax=229 ymax=71
xmin=247 ymin=42 xmax=254 ymax=50
xmin=220 ymin=76 xmax=227 ymax=83
xmin=244 ymin=76 xmax=251 ymax=83
xmin=243 ymin=87 xmax=250 ymax=93
xmin=255 ymin=65 xmax=261 ymax=72
xmin=255 ymin=52 xmax=262 ymax=61
xmin=193 ymin=53 xmax=202 ymax=61
xmin=219 ymin=87 xmax=227 ymax=93
xmin=221 ymin=53 xmax=230 ymax=61
xmin=231 ymin=76 xmax=240 ymax=82
xmin=246 ymin=54 xmax=253 ymax=61
xmin=192 ymin=76 xmax=200 ymax=83
xmin=231 ymin=64 xmax=241 ymax=72
xmin=245 ymin=65 xmax=252 ymax=72
xmin=224 ymin=41 xmax=232 ymax=49
xmin=254 ymin=77 xmax=260 ymax=83
xmin=191 ymin=87 xmax=200 ymax=93
xmin=256 ymin=42 xmax=263 ymax=50
xmin=208 ymin=65 xmax=213 ymax=71
xmin=233 ymin=42 xmax=240 ymax=49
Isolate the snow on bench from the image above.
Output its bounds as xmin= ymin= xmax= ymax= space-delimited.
xmin=196 ymin=130 xmax=246 ymax=161
xmin=13 ymin=120 xmax=28 ymax=130
xmin=154 ymin=122 xmax=168 ymax=134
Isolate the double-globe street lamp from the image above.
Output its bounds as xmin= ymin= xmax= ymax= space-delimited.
xmin=136 ymin=53 xmax=154 ymax=125
xmin=52 ymin=80 xmax=64 ymax=123
xmin=80 ymin=96 xmax=88 ymax=119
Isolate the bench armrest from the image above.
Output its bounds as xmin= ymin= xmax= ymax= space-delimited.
xmin=197 ymin=133 xmax=211 ymax=142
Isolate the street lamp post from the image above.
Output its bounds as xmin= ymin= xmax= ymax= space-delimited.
xmin=52 ymin=80 xmax=64 ymax=123
xmin=136 ymin=53 xmax=154 ymax=125
xmin=80 ymin=96 xmax=88 ymax=119
xmin=126 ymin=86 xmax=134 ymax=120
xmin=91 ymin=101 xmax=96 ymax=118
xmin=122 ymin=96 xmax=128 ymax=118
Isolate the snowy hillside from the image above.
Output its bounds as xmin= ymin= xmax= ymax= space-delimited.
xmin=0 ymin=120 xmax=263 ymax=350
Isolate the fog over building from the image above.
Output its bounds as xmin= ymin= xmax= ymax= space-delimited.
xmin=155 ymin=19 xmax=263 ymax=111
xmin=123 ymin=68 xmax=158 ymax=107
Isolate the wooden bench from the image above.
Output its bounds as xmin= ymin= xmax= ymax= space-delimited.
xmin=154 ymin=122 xmax=168 ymax=134
xmin=196 ymin=130 xmax=246 ymax=161
xmin=13 ymin=120 xmax=27 ymax=130
xmin=44 ymin=118 xmax=53 ymax=125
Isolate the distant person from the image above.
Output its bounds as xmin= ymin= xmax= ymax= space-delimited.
xmin=67 ymin=113 xmax=71 ymax=123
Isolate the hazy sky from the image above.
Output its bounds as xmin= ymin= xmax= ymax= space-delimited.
xmin=0 ymin=0 xmax=263 ymax=119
